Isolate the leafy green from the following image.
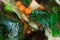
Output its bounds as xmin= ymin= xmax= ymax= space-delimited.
xmin=29 ymin=9 xmax=59 ymax=37
xmin=30 ymin=9 xmax=50 ymax=27
xmin=50 ymin=7 xmax=58 ymax=36
xmin=50 ymin=8 xmax=58 ymax=26
xmin=0 ymin=13 xmax=23 ymax=40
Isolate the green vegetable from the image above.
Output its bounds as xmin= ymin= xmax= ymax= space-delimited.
xmin=50 ymin=7 xmax=58 ymax=36
xmin=20 ymin=0 xmax=32 ymax=7
xmin=4 ymin=5 xmax=13 ymax=12
xmin=0 ymin=13 xmax=23 ymax=40
xmin=50 ymin=8 xmax=58 ymax=26
xmin=29 ymin=9 xmax=60 ymax=37
xmin=52 ymin=27 xmax=58 ymax=37
xmin=30 ymin=9 xmax=50 ymax=27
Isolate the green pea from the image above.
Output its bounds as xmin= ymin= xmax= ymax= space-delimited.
xmin=4 ymin=5 xmax=13 ymax=12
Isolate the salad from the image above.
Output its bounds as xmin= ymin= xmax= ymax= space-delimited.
xmin=0 ymin=0 xmax=60 ymax=40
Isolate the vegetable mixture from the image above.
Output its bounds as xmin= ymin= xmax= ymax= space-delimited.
xmin=0 ymin=0 xmax=60 ymax=40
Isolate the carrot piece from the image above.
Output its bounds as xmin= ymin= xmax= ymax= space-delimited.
xmin=38 ymin=5 xmax=45 ymax=10
xmin=26 ymin=29 xmax=31 ymax=34
xmin=19 ymin=5 xmax=26 ymax=11
xmin=25 ymin=7 xmax=32 ymax=14
xmin=16 ymin=1 xmax=22 ymax=7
